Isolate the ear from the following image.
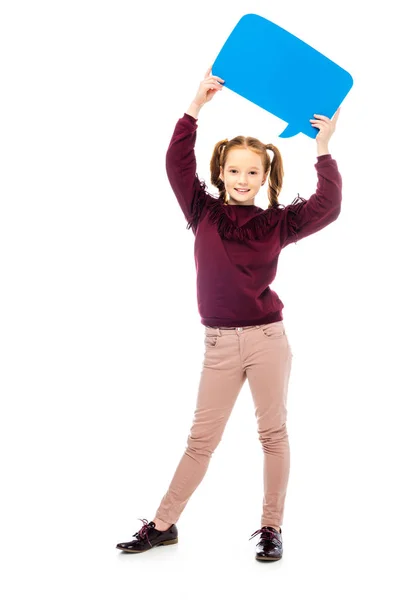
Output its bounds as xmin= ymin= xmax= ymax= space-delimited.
xmin=219 ymin=167 xmax=224 ymax=181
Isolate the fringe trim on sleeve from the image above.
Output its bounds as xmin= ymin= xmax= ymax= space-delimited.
xmin=284 ymin=193 xmax=308 ymax=244
xmin=186 ymin=175 xmax=209 ymax=233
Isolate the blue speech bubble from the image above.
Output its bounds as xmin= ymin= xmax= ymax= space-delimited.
xmin=212 ymin=14 xmax=353 ymax=138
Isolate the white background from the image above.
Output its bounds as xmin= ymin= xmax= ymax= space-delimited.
xmin=1 ymin=0 xmax=399 ymax=598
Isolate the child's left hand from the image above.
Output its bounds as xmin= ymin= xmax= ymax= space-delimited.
xmin=310 ymin=107 xmax=341 ymax=144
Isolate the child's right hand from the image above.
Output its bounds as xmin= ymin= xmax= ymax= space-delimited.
xmin=191 ymin=65 xmax=225 ymax=108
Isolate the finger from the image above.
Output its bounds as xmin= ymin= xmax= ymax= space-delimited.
xmin=207 ymin=82 xmax=222 ymax=90
xmin=313 ymin=114 xmax=330 ymax=122
xmin=206 ymin=77 xmax=224 ymax=87
xmin=311 ymin=121 xmax=330 ymax=131
xmin=314 ymin=107 xmax=341 ymax=122
xmin=205 ymin=65 xmax=212 ymax=77
xmin=206 ymin=75 xmax=225 ymax=84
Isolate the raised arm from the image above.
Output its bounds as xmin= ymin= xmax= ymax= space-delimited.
xmin=280 ymin=154 xmax=342 ymax=247
xmin=280 ymin=108 xmax=343 ymax=247
xmin=165 ymin=110 xmax=206 ymax=230
xmin=165 ymin=67 xmax=225 ymax=233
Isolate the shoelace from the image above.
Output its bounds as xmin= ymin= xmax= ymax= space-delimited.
xmin=133 ymin=518 xmax=156 ymax=547
xmin=248 ymin=526 xmax=280 ymax=542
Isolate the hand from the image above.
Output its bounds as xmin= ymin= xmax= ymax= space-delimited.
xmin=310 ymin=107 xmax=341 ymax=144
xmin=191 ymin=65 xmax=225 ymax=108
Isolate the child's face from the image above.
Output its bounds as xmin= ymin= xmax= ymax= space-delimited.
xmin=219 ymin=148 xmax=266 ymax=206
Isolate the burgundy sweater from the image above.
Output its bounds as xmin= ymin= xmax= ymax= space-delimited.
xmin=166 ymin=112 xmax=342 ymax=328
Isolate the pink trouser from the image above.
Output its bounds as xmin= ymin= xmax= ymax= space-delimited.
xmin=155 ymin=321 xmax=293 ymax=530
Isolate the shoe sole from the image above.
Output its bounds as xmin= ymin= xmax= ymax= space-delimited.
xmin=255 ymin=555 xmax=282 ymax=561
xmin=117 ymin=538 xmax=178 ymax=553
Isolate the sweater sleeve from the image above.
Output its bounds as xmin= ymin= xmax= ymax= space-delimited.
xmin=280 ymin=154 xmax=342 ymax=248
xmin=165 ymin=112 xmax=209 ymax=232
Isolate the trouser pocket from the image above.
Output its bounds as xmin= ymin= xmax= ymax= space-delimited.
xmin=261 ymin=321 xmax=285 ymax=339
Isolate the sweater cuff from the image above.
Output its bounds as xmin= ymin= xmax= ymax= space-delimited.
xmin=183 ymin=112 xmax=198 ymax=123
xmin=316 ymin=154 xmax=332 ymax=162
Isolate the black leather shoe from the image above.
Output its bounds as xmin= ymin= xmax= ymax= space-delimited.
xmin=116 ymin=518 xmax=178 ymax=553
xmin=249 ymin=526 xmax=283 ymax=561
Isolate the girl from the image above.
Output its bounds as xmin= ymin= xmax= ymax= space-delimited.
xmin=116 ymin=66 xmax=342 ymax=560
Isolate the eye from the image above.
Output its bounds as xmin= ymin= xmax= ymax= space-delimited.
xmin=229 ymin=170 xmax=258 ymax=175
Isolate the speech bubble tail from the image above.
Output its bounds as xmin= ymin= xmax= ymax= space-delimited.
xmin=278 ymin=123 xmax=299 ymax=138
